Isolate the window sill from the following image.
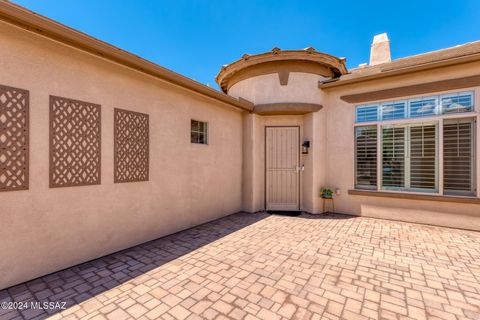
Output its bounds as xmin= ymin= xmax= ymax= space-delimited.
xmin=348 ymin=189 xmax=480 ymax=204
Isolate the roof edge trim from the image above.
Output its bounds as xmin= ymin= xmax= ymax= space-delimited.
xmin=253 ymin=102 xmax=322 ymax=115
xmin=340 ymin=74 xmax=480 ymax=103
xmin=319 ymin=53 xmax=480 ymax=89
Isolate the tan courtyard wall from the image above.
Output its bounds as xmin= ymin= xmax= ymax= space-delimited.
xmin=0 ymin=22 xmax=244 ymax=289
xmin=321 ymin=61 xmax=480 ymax=230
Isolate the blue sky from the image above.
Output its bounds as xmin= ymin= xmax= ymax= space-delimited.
xmin=12 ymin=0 xmax=480 ymax=90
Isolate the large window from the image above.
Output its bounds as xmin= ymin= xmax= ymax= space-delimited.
xmin=354 ymin=91 xmax=476 ymax=196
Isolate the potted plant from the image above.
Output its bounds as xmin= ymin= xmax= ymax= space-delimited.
xmin=320 ymin=187 xmax=333 ymax=199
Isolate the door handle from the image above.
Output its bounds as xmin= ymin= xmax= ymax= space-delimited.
xmin=296 ymin=165 xmax=305 ymax=172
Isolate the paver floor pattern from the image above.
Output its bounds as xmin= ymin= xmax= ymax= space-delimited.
xmin=1 ymin=212 xmax=480 ymax=320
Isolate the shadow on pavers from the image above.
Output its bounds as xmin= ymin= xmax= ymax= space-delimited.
xmin=0 ymin=212 xmax=268 ymax=320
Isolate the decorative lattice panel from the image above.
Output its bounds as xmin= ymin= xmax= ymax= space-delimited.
xmin=0 ymin=85 xmax=29 ymax=192
xmin=114 ymin=108 xmax=149 ymax=183
xmin=50 ymin=96 xmax=101 ymax=188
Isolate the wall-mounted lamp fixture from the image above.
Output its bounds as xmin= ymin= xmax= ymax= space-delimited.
xmin=335 ymin=188 xmax=341 ymax=195
xmin=302 ymin=140 xmax=310 ymax=154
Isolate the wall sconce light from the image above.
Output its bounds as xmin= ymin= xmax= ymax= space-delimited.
xmin=302 ymin=140 xmax=310 ymax=154
xmin=335 ymin=188 xmax=341 ymax=195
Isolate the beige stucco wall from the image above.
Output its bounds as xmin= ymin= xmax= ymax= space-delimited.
xmin=0 ymin=22 xmax=244 ymax=289
xmin=321 ymin=61 xmax=480 ymax=229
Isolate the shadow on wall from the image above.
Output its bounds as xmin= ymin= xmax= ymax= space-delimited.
xmin=359 ymin=203 xmax=480 ymax=231
xmin=296 ymin=212 xmax=357 ymax=220
xmin=266 ymin=211 xmax=357 ymax=220
xmin=0 ymin=212 xmax=268 ymax=319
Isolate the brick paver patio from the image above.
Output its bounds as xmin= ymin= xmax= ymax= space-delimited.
xmin=1 ymin=212 xmax=480 ymax=320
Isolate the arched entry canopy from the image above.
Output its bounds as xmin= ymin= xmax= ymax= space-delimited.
xmin=216 ymin=47 xmax=348 ymax=94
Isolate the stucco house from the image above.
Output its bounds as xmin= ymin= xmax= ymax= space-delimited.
xmin=1 ymin=1 xmax=479 ymax=290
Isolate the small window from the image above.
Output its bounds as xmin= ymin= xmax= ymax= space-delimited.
xmin=409 ymin=97 xmax=437 ymax=118
xmin=191 ymin=119 xmax=208 ymax=144
xmin=441 ymin=92 xmax=474 ymax=114
xmin=381 ymin=101 xmax=406 ymax=121
xmin=356 ymin=105 xmax=378 ymax=123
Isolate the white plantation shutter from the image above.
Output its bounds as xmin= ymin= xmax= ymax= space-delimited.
xmin=443 ymin=119 xmax=475 ymax=195
xmin=382 ymin=126 xmax=405 ymax=188
xmin=409 ymin=124 xmax=437 ymax=190
xmin=355 ymin=126 xmax=377 ymax=189
xmin=382 ymin=123 xmax=438 ymax=192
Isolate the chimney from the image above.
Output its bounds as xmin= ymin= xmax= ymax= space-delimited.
xmin=369 ymin=33 xmax=391 ymax=66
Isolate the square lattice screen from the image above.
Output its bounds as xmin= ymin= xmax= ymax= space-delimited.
xmin=114 ymin=108 xmax=149 ymax=183
xmin=0 ymin=85 xmax=29 ymax=192
xmin=50 ymin=96 xmax=101 ymax=188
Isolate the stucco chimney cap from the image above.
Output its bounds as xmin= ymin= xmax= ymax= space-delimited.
xmin=372 ymin=33 xmax=389 ymax=44
xmin=370 ymin=32 xmax=391 ymax=66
